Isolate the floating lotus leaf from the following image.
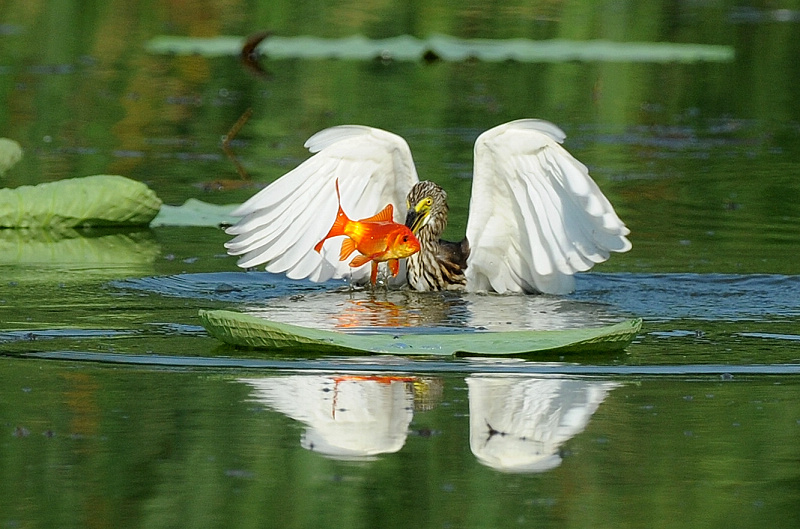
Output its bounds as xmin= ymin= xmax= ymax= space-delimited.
xmin=199 ymin=309 xmax=642 ymax=355
xmin=0 ymin=175 xmax=162 ymax=229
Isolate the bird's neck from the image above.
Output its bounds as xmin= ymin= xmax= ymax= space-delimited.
xmin=417 ymin=225 xmax=440 ymax=246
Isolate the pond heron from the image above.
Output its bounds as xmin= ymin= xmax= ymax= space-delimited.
xmin=225 ymin=119 xmax=631 ymax=294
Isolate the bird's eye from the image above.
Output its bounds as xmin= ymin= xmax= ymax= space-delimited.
xmin=425 ymin=197 xmax=433 ymax=206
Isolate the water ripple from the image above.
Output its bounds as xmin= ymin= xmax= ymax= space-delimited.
xmin=571 ymin=273 xmax=800 ymax=321
xmin=115 ymin=271 xmax=800 ymax=323
xmin=20 ymin=350 xmax=800 ymax=377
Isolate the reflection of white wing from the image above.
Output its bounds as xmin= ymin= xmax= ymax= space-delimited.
xmin=239 ymin=375 xmax=414 ymax=460
xmin=466 ymin=119 xmax=631 ymax=295
xmin=225 ymin=126 xmax=419 ymax=282
xmin=467 ymin=376 xmax=618 ymax=473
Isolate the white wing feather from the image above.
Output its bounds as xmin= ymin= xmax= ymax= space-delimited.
xmin=225 ymin=126 xmax=419 ymax=282
xmin=465 ymin=119 xmax=631 ymax=295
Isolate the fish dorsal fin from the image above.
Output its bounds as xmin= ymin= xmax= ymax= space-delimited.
xmin=360 ymin=204 xmax=394 ymax=223
xmin=348 ymin=254 xmax=372 ymax=268
xmin=339 ymin=238 xmax=357 ymax=261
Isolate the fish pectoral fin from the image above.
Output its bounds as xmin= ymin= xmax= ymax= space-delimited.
xmin=388 ymin=259 xmax=399 ymax=276
xmin=360 ymin=204 xmax=394 ymax=223
xmin=339 ymin=238 xmax=357 ymax=261
xmin=348 ymin=254 xmax=372 ymax=268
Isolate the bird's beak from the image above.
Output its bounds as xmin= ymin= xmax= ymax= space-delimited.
xmin=405 ymin=204 xmax=428 ymax=234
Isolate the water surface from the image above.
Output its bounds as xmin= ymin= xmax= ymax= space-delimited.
xmin=1 ymin=2 xmax=800 ymax=528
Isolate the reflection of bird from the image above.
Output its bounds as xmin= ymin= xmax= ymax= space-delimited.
xmin=226 ymin=119 xmax=631 ymax=294
xmin=467 ymin=377 xmax=619 ymax=473
xmin=239 ymin=375 xmax=416 ymax=460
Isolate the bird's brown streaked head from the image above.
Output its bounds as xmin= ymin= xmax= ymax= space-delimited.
xmin=404 ymin=181 xmax=468 ymax=291
xmin=405 ymin=181 xmax=449 ymax=238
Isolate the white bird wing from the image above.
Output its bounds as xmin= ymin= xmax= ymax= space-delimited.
xmin=465 ymin=119 xmax=631 ymax=295
xmin=225 ymin=126 xmax=419 ymax=282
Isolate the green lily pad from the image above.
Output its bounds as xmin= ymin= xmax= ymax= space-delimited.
xmin=0 ymin=175 xmax=162 ymax=229
xmin=199 ymin=309 xmax=642 ymax=356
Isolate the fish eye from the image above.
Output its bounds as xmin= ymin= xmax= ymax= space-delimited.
xmin=402 ymin=235 xmax=409 ymax=242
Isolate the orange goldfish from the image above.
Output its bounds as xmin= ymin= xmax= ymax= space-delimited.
xmin=314 ymin=181 xmax=421 ymax=284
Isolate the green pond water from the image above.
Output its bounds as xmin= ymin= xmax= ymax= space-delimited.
xmin=2 ymin=2 xmax=800 ymax=528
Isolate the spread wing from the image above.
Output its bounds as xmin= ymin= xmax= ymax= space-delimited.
xmin=465 ymin=119 xmax=631 ymax=295
xmin=225 ymin=126 xmax=419 ymax=282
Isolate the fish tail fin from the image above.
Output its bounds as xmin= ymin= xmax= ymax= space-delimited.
xmin=314 ymin=179 xmax=351 ymax=253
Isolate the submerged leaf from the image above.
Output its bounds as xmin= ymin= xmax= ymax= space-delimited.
xmin=0 ymin=175 xmax=162 ymax=229
xmin=0 ymin=229 xmax=159 ymax=282
xmin=0 ymin=138 xmax=23 ymax=176
xmin=146 ymin=34 xmax=735 ymax=63
xmin=199 ymin=309 xmax=642 ymax=356
xmin=151 ymin=198 xmax=240 ymax=227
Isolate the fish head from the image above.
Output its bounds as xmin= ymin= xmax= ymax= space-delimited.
xmin=387 ymin=226 xmax=421 ymax=259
